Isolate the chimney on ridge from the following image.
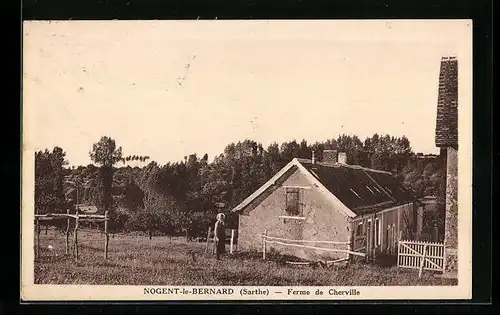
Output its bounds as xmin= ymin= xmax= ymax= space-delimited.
xmin=311 ymin=150 xmax=316 ymax=164
xmin=322 ymin=149 xmax=338 ymax=164
xmin=338 ymin=152 xmax=347 ymax=164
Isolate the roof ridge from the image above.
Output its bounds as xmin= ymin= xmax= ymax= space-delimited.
xmin=357 ymin=166 xmax=392 ymax=175
xmin=297 ymin=159 xmax=392 ymax=175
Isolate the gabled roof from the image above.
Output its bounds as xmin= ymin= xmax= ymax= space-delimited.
xmin=231 ymin=158 xmax=416 ymax=217
xmin=435 ymin=56 xmax=458 ymax=148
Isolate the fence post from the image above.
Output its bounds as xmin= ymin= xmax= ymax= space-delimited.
xmin=74 ymin=212 xmax=79 ymax=262
xmin=230 ymin=229 xmax=235 ymax=254
xmin=104 ymin=211 xmax=109 ymax=260
xmin=347 ymin=227 xmax=353 ymax=263
xmin=204 ymin=226 xmax=211 ymax=255
xmin=35 ymin=218 xmax=40 ymax=259
xmin=418 ymin=244 xmax=428 ymax=278
xmin=65 ymin=209 xmax=70 ymax=255
xmin=397 ymin=240 xmax=401 ymax=267
xmin=212 ymin=229 xmax=217 ymax=254
xmin=262 ymin=230 xmax=267 ymax=260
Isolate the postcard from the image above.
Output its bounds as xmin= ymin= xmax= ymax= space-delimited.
xmin=21 ymin=19 xmax=472 ymax=301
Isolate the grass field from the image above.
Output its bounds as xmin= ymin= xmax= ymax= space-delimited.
xmin=34 ymin=229 xmax=457 ymax=286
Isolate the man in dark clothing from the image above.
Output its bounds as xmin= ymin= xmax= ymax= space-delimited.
xmin=214 ymin=213 xmax=226 ymax=260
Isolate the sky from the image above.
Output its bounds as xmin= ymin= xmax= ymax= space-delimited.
xmin=22 ymin=20 xmax=472 ymax=167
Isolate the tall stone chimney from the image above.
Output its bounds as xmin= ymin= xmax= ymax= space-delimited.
xmin=311 ymin=150 xmax=316 ymax=164
xmin=338 ymin=152 xmax=347 ymax=164
xmin=322 ymin=149 xmax=338 ymax=164
xmin=435 ymin=56 xmax=458 ymax=277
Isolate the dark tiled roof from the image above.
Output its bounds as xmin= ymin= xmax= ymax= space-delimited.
xmin=300 ymin=161 xmax=415 ymax=215
xmin=435 ymin=57 xmax=458 ymax=148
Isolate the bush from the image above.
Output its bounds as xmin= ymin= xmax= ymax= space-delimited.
xmin=186 ymin=211 xmax=217 ymax=238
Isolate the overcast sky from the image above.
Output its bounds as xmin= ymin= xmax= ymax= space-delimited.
xmin=23 ymin=20 xmax=471 ymax=167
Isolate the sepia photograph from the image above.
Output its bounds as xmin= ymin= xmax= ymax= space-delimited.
xmin=21 ymin=20 xmax=472 ymax=300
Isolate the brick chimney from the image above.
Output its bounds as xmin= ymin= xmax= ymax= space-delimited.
xmin=322 ymin=149 xmax=338 ymax=164
xmin=338 ymin=152 xmax=347 ymax=164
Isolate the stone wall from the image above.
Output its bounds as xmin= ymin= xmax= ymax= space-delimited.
xmin=444 ymin=147 xmax=458 ymax=272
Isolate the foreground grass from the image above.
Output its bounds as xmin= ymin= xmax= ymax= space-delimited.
xmin=34 ymin=230 xmax=457 ymax=286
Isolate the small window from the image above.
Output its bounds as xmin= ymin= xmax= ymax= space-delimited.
xmin=285 ymin=188 xmax=300 ymax=216
xmin=356 ymin=222 xmax=364 ymax=236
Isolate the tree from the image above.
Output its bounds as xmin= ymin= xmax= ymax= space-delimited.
xmin=35 ymin=147 xmax=68 ymax=214
xmin=89 ymin=136 xmax=123 ymax=213
xmin=120 ymin=155 xmax=150 ymax=164
xmin=262 ymin=142 xmax=282 ymax=178
xmin=90 ymin=136 xmax=123 ymax=167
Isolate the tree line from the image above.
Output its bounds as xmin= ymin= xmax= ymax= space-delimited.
xmin=34 ymin=134 xmax=445 ymax=239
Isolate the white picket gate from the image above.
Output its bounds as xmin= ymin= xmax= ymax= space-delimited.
xmin=397 ymin=239 xmax=445 ymax=276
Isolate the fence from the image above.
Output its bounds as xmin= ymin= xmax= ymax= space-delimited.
xmin=261 ymin=230 xmax=365 ymax=264
xmin=204 ymin=227 xmax=238 ymax=255
xmin=34 ymin=210 xmax=110 ymax=262
xmin=397 ymin=239 xmax=445 ymax=277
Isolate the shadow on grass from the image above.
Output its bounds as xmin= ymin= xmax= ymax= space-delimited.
xmin=372 ymin=254 xmax=398 ymax=267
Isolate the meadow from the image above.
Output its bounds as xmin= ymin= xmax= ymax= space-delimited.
xmin=34 ymin=229 xmax=457 ymax=286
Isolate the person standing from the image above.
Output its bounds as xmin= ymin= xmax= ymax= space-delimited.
xmin=214 ymin=213 xmax=226 ymax=260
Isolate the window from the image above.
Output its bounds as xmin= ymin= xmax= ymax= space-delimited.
xmin=356 ymin=222 xmax=364 ymax=236
xmin=285 ymin=188 xmax=300 ymax=216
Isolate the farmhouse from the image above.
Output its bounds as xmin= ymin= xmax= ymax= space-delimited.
xmin=231 ymin=150 xmax=422 ymax=262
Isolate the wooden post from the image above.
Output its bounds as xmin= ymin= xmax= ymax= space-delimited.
xmin=230 ymin=229 xmax=235 ymax=254
xmin=65 ymin=209 xmax=70 ymax=255
xmin=347 ymin=226 xmax=353 ymax=263
xmin=365 ymin=222 xmax=370 ymax=262
xmin=365 ymin=238 xmax=369 ymax=262
xmin=262 ymin=230 xmax=267 ymax=260
xmin=204 ymin=226 xmax=211 ymax=255
xmin=212 ymin=229 xmax=216 ymax=255
xmin=418 ymin=244 xmax=428 ymax=278
xmin=104 ymin=211 xmax=109 ymax=260
xmin=35 ymin=218 xmax=40 ymax=259
xmin=73 ymin=212 xmax=79 ymax=262
xmin=45 ymin=224 xmax=48 ymax=235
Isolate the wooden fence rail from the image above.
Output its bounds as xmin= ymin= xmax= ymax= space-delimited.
xmin=397 ymin=239 xmax=445 ymax=277
xmin=34 ymin=210 xmax=110 ymax=262
xmin=261 ymin=231 xmax=366 ymax=261
xmin=264 ymin=235 xmax=349 ymax=245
